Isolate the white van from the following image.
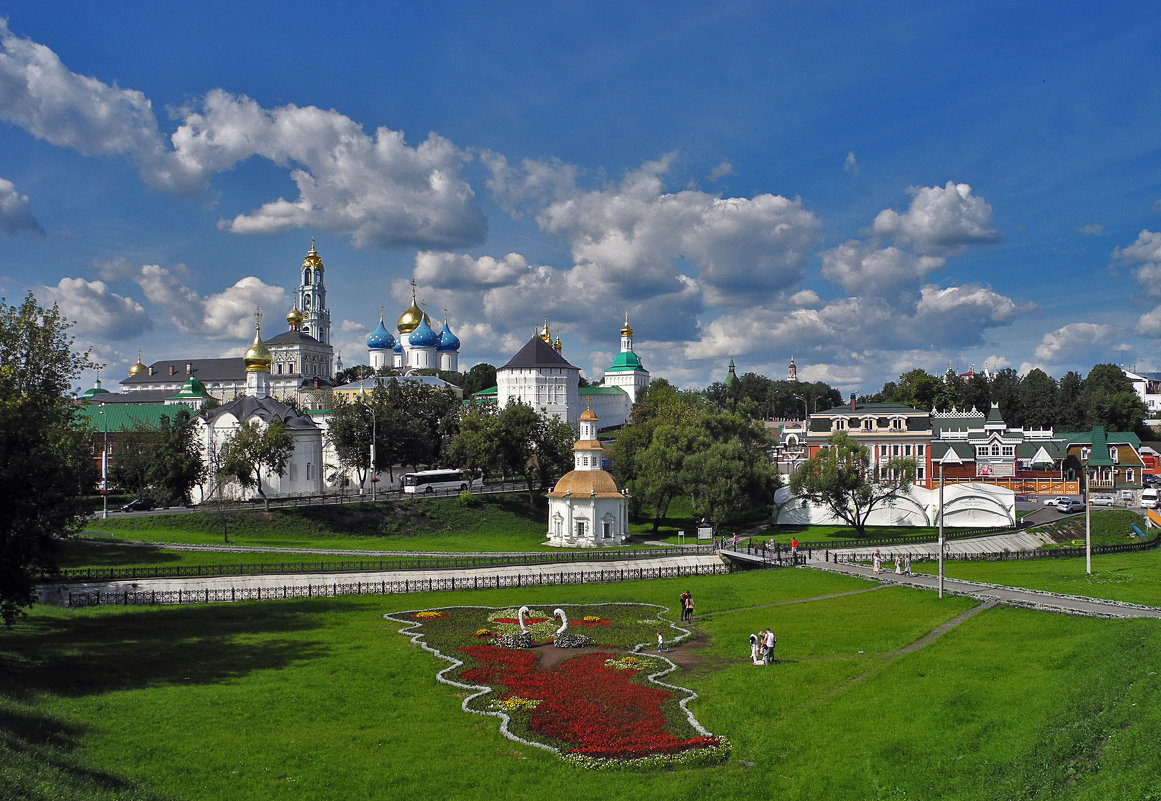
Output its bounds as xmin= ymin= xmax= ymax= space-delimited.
xmin=1140 ymin=488 xmax=1159 ymax=509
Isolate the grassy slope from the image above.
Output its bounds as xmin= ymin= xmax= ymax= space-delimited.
xmin=3 ymin=569 xmax=1159 ymax=801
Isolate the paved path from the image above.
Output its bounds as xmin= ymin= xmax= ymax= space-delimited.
xmin=37 ymin=554 xmax=725 ymax=606
xmin=805 ymin=556 xmax=1161 ymax=619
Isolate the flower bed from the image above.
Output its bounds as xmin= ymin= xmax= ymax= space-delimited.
xmin=385 ymin=603 xmax=726 ymax=769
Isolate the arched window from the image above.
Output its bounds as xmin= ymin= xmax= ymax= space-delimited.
xmin=303 ymin=268 xmax=312 ymax=285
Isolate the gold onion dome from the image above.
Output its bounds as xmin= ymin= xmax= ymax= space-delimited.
xmin=397 ymin=285 xmax=424 ymax=333
xmin=621 ymin=312 xmax=634 ymax=337
xmin=128 ymin=349 xmax=147 ymax=376
xmin=540 ymin=317 xmax=552 ymax=342
xmin=287 ymin=305 xmax=304 ymax=326
xmin=244 ymin=325 xmax=272 ymax=372
xmin=303 ymin=240 xmax=323 ymax=271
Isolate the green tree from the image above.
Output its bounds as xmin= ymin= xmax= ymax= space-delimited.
xmin=462 ymin=362 xmax=498 ymax=396
xmin=325 ymin=400 xmax=372 ymax=490
xmin=1019 ymin=369 xmax=1058 ymax=430
xmin=0 ymin=293 xmax=93 ymax=625
xmin=789 ymin=431 xmax=916 ymax=538
xmin=688 ymin=438 xmax=779 ymax=534
xmin=221 ymin=420 xmax=294 ymax=511
xmin=1081 ymin=363 xmax=1147 ymax=432
xmin=447 ymin=405 xmax=503 ymax=481
xmin=334 ymin=364 xmax=374 ymax=386
xmin=891 ymin=369 xmax=941 ymax=410
xmin=494 ymin=402 xmax=573 ymax=505
xmin=149 ymin=409 xmax=203 ymax=505
xmin=989 ymin=368 xmax=1022 ymax=424
xmin=1056 ymin=371 xmax=1086 ymax=430
xmin=963 ymin=373 xmax=992 ymax=415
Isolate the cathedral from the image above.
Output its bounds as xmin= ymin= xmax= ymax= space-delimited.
xmin=364 ymin=280 xmax=460 ymax=373
xmin=119 ymin=241 xmax=337 ymax=408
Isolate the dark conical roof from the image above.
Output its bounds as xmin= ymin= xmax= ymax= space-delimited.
xmin=501 ymin=335 xmax=578 ymax=371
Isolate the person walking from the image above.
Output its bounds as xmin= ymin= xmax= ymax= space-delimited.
xmin=685 ymin=593 xmax=695 ymax=621
xmin=873 ymin=550 xmax=882 ymax=574
xmin=680 ymin=590 xmax=690 ymax=621
xmin=657 ymin=632 xmax=667 ymax=652
xmin=894 ymin=554 xmax=903 ymax=574
xmin=904 ymin=553 xmax=912 ymax=576
xmin=790 ymin=537 xmax=799 ymax=564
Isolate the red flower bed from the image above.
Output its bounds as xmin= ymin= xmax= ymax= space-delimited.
xmin=459 ymin=646 xmax=718 ymax=758
xmin=491 ymin=617 xmax=548 ymax=625
xmin=570 ymin=619 xmax=612 ymax=627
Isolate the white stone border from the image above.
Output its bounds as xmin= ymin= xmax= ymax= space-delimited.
xmin=383 ymin=601 xmax=719 ymax=757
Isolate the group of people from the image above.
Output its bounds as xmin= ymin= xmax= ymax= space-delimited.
xmin=679 ymin=590 xmax=695 ymax=622
xmin=871 ymin=550 xmax=912 ymax=576
xmin=749 ymin=628 xmax=777 ymax=665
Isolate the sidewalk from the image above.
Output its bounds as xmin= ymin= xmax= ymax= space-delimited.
xmin=37 ymin=553 xmax=725 ymax=607
xmin=806 ymin=556 xmax=1161 ymax=619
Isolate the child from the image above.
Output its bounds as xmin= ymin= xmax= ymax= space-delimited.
xmin=657 ymin=632 xmax=667 ymax=652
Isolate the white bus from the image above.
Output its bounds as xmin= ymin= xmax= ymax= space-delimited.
xmin=401 ymin=469 xmax=479 ymax=494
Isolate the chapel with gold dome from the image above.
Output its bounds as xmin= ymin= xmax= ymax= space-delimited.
xmin=545 ymin=405 xmax=629 ymax=547
xmin=366 ymin=279 xmax=461 ymax=372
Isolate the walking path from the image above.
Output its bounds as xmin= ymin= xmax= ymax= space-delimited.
xmin=805 ymin=555 xmax=1161 ymax=619
xmin=37 ymin=553 xmax=725 ymax=606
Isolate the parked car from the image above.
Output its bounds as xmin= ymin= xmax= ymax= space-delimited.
xmin=1056 ymin=498 xmax=1085 ymax=513
xmin=120 ymin=497 xmax=155 ymax=512
xmin=1141 ymin=488 xmax=1160 ymax=509
xmin=1143 ymin=474 xmax=1158 ymax=485
xmin=1089 ymin=494 xmax=1115 ymax=507
xmin=1043 ymin=496 xmax=1071 ymax=507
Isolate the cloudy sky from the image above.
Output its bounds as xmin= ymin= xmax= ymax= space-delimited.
xmin=3 ymin=2 xmax=1161 ymax=394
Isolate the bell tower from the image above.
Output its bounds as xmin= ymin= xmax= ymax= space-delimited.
xmin=297 ymin=239 xmax=331 ymax=346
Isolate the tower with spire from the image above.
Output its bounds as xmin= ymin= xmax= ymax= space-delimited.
xmin=788 ymin=355 xmax=797 ymax=382
xmin=602 ymin=312 xmax=650 ymax=404
xmin=297 ymin=239 xmax=331 ymax=345
xmin=545 ymin=403 xmax=629 ymax=547
xmin=243 ymin=309 xmax=272 ymax=399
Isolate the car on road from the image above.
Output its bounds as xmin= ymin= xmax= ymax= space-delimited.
xmin=1056 ymin=498 xmax=1085 ymax=513
xmin=1089 ymin=494 xmax=1115 ymax=507
xmin=1042 ymin=496 xmax=1071 ymax=507
xmin=121 ymin=497 xmax=155 ymax=512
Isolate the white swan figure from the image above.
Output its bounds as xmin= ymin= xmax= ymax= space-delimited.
xmin=517 ymin=605 xmax=531 ymax=633
xmin=553 ymin=608 xmax=569 ymax=636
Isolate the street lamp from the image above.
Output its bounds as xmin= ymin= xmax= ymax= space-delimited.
xmin=1082 ymin=452 xmax=1092 ymax=575
xmin=938 ymin=459 xmax=945 ymax=599
xmin=99 ymin=402 xmax=109 ymax=519
xmin=365 ymin=404 xmax=377 ymax=502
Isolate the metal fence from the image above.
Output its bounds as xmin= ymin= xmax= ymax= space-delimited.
xmin=45 ymin=545 xmax=717 ymax=583
xmin=795 ymin=526 xmax=1019 ymax=552
xmin=65 ymin=562 xmax=730 ymax=608
xmin=829 ymin=532 xmax=1160 ymax=565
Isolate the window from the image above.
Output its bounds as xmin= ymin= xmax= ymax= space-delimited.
xmin=1127 ymin=468 xmax=1135 ymax=483
xmin=904 ymin=445 xmax=913 ymax=456
xmin=1002 ymin=446 xmax=1014 ymax=457
xmin=603 ymin=520 xmax=612 ymax=539
xmin=862 ymin=418 xmax=873 ymax=430
xmin=1109 ymin=447 xmax=1118 ymax=462
xmin=576 ymin=521 xmax=586 ymax=539
xmin=834 ymin=418 xmax=847 ymax=431
xmin=991 ymin=444 xmax=1000 ymax=456
xmin=306 ymin=463 xmax=313 ymax=481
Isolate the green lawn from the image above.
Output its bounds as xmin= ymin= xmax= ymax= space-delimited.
xmin=911 ymin=544 xmax=1161 ymax=606
xmin=81 ymin=495 xmax=562 ymax=553
xmin=3 ymin=569 xmax=1159 ymax=800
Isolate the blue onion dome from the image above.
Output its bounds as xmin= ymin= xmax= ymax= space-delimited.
xmin=408 ymin=316 xmax=439 ymax=347
xmin=393 ymin=340 xmax=403 ymax=353
xmin=366 ymin=317 xmax=396 ymax=350
xmin=437 ymin=321 xmax=461 ymax=352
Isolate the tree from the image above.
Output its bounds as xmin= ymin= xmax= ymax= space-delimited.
xmin=221 ymin=420 xmax=294 ymax=511
xmin=462 ymin=362 xmax=497 ymax=396
xmin=1081 ymin=363 xmax=1148 ymax=433
xmin=495 ymin=402 xmax=573 ymax=505
xmin=1056 ymin=371 xmax=1086 ymax=430
xmin=324 ymin=400 xmax=373 ymax=491
xmin=891 ymin=369 xmax=941 ymax=410
xmin=112 ymin=409 xmax=202 ymax=505
xmin=334 ymin=364 xmax=374 ymax=386
xmin=447 ymin=405 xmax=503 ymax=481
xmin=989 ymin=368 xmax=1022 ymax=424
xmin=0 ymin=293 xmax=93 ymax=625
xmin=688 ymin=439 xmax=779 ymax=534
xmin=1018 ymin=369 xmax=1057 ymax=430
xmin=789 ymin=431 xmax=916 ymax=538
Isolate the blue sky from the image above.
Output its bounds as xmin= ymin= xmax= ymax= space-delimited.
xmin=3 ymin=2 xmax=1161 ymax=394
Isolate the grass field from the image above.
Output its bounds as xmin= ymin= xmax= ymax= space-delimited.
xmin=3 ymin=568 xmax=1160 ymax=801
xmin=80 ymin=495 xmax=560 ymax=553
xmin=911 ymin=545 xmax=1161 ymax=606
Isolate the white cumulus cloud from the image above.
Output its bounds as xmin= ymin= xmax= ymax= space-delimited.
xmin=1033 ymin=322 xmax=1121 ymax=363
xmin=132 ymin=263 xmax=287 ymax=341
xmin=1113 ymin=229 xmax=1161 ymax=298
xmin=35 ymin=277 xmax=151 ymax=340
xmin=0 ymin=176 xmax=43 ymax=237
xmin=871 ymin=181 xmax=999 ymax=256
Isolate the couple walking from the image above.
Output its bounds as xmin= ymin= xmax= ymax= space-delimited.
xmin=679 ymin=590 xmax=695 ymax=622
xmin=749 ymin=628 xmax=777 ymax=665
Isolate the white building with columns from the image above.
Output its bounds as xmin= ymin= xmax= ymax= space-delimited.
xmin=546 ymin=406 xmax=629 ymax=547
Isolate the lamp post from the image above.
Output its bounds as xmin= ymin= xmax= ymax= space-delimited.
xmin=100 ymin=402 xmax=109 ymax=519
xmin=1082 ymin=456 xmax=1092 ymax=575
xmin=938 ymin=459 xmax=945 ymax=599
xmin=365 ymin=404 xmax=377 ymax=502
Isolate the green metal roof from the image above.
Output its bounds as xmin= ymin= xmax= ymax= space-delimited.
xmin=580 ymin=386 xmax=628 ymax=395
xmin=75 ymin=404 xmax=183 ymax=432
xmin=606 ymin=350 xmax=645 ymax=372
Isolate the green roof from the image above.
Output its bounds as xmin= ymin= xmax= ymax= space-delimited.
xmin=580 ymin=385 xmax=628 ymax=395
xmin=166 ymin=377 xmax=211 ymax=400
xmin=75 ymin=404 xmax=183 ymax=432
xmin=606 ymin=350 xmax=645 ymax=372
